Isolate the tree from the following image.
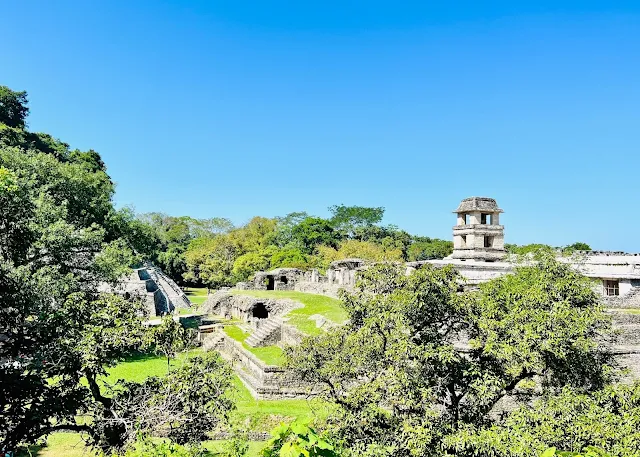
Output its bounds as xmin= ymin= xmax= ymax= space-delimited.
xmin=328 ymin=205 xmax=385 ymax=236
xmin=564 ymin=242 xmax=592 ymax=253
xmin=407 ymin=237 xmax=453 ymax=261
xmin=272 ymin=211 xmax=310 ymax=247
xmin=448 ymin=383 xmax=638 ymax=456
xmin=94 ymin=352 xmax=235 ymax=451
xmin=291 ymin=217 xmax=340 ymax=253
xmin=0 ymin=85 xmax=29 ymax=128
xmin=270 ymin=247 xmax=309 ymax=269
xmin=285 ymin=256 xmax=614 ymax=456
xmin=505 ymin=243 xmax=554 ymax=255
xmin=261 ymin=421 xmax=339 ymax=457
xmin=318 ymin=239 xmax=403 ymax=263
xmin=232 ymin=251 xmax=272 ymax=281
xmin=0 ymin=87 xmax=235 ymax=454
xmin=150 ymin=316 xmax=192 ymax=372
xmin=183 ymin=235 xmax=238 ymax=288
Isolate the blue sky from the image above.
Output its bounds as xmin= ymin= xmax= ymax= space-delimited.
xmin=2 ymin=1 xmax=639 ymax=250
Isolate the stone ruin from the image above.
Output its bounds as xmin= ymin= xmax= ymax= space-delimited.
xmin=99 ymin=264 xmax=191 ymax=316
xmin=231 ymin=197 xmax=640 ymax=385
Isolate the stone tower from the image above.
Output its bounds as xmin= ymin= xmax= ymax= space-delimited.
xmin=451 ymin=197 xmax=506 ymax=262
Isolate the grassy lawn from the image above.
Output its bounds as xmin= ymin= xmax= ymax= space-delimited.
xmin=232 ymin=290 xmax=347 ymax=335
xmin=105 ymin=352 xmax=317 ymax=429
xmin=185 ymin=286 xmax=209 ymax=306
xmin=16 ymin=433 xmax=267 ymax=457
xmin=223 ymin=325 xmax=285 ymax=366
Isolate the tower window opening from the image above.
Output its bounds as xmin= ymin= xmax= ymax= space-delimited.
xmin=464 ymin=214 xmax=471 ymax=225
xmin=460 ymin=235 xmax=467 ymax=247
xmin=603 ymin=280 xmax=619 ymax=296
xmin=481 ymin=213 xmax=492 ymax=224
xmin=484 ymin=236 xmax=493 ymax=248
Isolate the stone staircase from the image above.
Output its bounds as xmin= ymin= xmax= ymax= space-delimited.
xmin=245 ymin=317 xmax=283 ymax=347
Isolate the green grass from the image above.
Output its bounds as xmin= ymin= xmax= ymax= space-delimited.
xmin=16 ymin=433 xmax=268 ymax=457
xmin=16 ymin=432 xmax=97 ymax=457
xmin=223 ymin=325 xmax=285 ymax=366
xmin=106 ymin=352 xmax=318 ymax=429
xmin=185 ymin=286 xmax=209 ymax=306
xmin=232 ymin=290 xmax=347 ymax=335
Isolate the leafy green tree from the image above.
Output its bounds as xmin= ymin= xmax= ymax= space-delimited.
xmin=270 ymin=248 xmax=309 ymax=269
xmin=407 ymin=237 xmax=453 ymax=260
xmin=563 ymin=242 xmax=592 ymax=253
xmin=328 ymin=204 xmax=385 ymax=236
xmin=449 ymin=382 xmax=636 ymax=456
xmin=505 ymin=243 xmax=555 ymax=255
xmin=286 ymin=256 xmax=614 ymax=456
xmin=232 ymin=251 xmax=272 ymax=281
xmin=291 ymin=217 xmax=340 ymax=253
xmin=150 ymin=316 xmax=192 ymax=372
xmin=0 ymin=85 xmax=29 ymax=128
xmin=272 ymin=211 xmax=310 ymax=247
xmin=95 ymin=352 xmax=235 ymax=451
xmin=184 ymin=235 xmax=238 ymax=288
xmin=0 ymin=87 xmax=236 ymax=454
xmin=261 ymin=421 xmax=339 ymax=457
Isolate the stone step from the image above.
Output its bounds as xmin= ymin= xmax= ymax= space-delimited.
xmin=245 ymin=317 xmax=282 ymax=347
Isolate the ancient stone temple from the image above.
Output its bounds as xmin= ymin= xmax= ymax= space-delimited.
xmin=450 ymin=197 xmax=506 ymax=262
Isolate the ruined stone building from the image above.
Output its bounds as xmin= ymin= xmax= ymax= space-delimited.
xmin=249 ymin=196 xmax=640 ymax=306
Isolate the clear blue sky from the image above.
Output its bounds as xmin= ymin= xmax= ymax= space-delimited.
xmin=2 ymin=1 xmax=639 ymax=250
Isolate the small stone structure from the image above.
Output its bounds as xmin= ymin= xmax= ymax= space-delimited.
xmin=252 ymin=268 xmax=304 ymax=291
xmin=99 ymin=265 xmax=191 ymax=316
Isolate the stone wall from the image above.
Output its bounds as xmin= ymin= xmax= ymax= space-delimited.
xmin=201 ymin=291 xmax=301 ymax=321
xmin=280 ymin=323 xmax=306 ymax=346
xmin=294 ymin=281 xmax=346 ymax=299
xmin=214 ymin=332 xmax=315 ymax=399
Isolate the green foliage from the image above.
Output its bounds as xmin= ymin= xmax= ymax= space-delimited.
xmin=0 ymin=85 xmax=29 ymax=128
xmin=328 ymin=204 xmax=384 ymax=236
xmin=505 ymin=243 xmax=555 ymax=255
xmin=233 ymin=251 xmax=272 ymax=281
xmin=270 ymin=248 xmax=309 ymax=269
xmin=407 ymin=237 xmax=453 ymax=260
xmin=94 ymin=352 xmax=235 ymax=451
xmin=149 ymin=316 xmax=193 ymax=372
xmin=115 ymin=437 xmax=207 ymax=457
xmin=285 ymin=257 xmax=614 ymax=457
xmin=260 ymin=421 xmax=339 ymax=457
xmin=449 ymin=382 xmax=638 ymax=456
xmin=541 ymin=448 xmax=610 ymax=457
xmin=291 ymin=217 xmax=340 ymax=253
xmin=563 ymin=242 xmax=592 ymax=253
xmin=0 ymin=86 xmax=236 ymax=454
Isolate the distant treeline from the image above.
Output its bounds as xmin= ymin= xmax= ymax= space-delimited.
xmin=133 ymin=207 xmax=454 ymax=288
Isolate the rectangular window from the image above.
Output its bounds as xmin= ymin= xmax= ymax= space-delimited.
xmin=461 ymin=235 xmax=467 ymax=247
xmin=603 ymin=280 xmax=619 ymax=296
xmin=465 ymin=214 xmax=471 ymax=225
xmin=481 ymin=213 xmax=492 ymax=224
xmin=484 ymin=236 xmax=493 ymax=248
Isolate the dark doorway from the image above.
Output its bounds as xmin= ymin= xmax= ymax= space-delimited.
xmin=266 ymin=275 xmax=275 ymax=290
xmin=252 ymin=302 xmax=269 ymax=319
xmin=280 ymin=276 xmax=288 ymax=285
